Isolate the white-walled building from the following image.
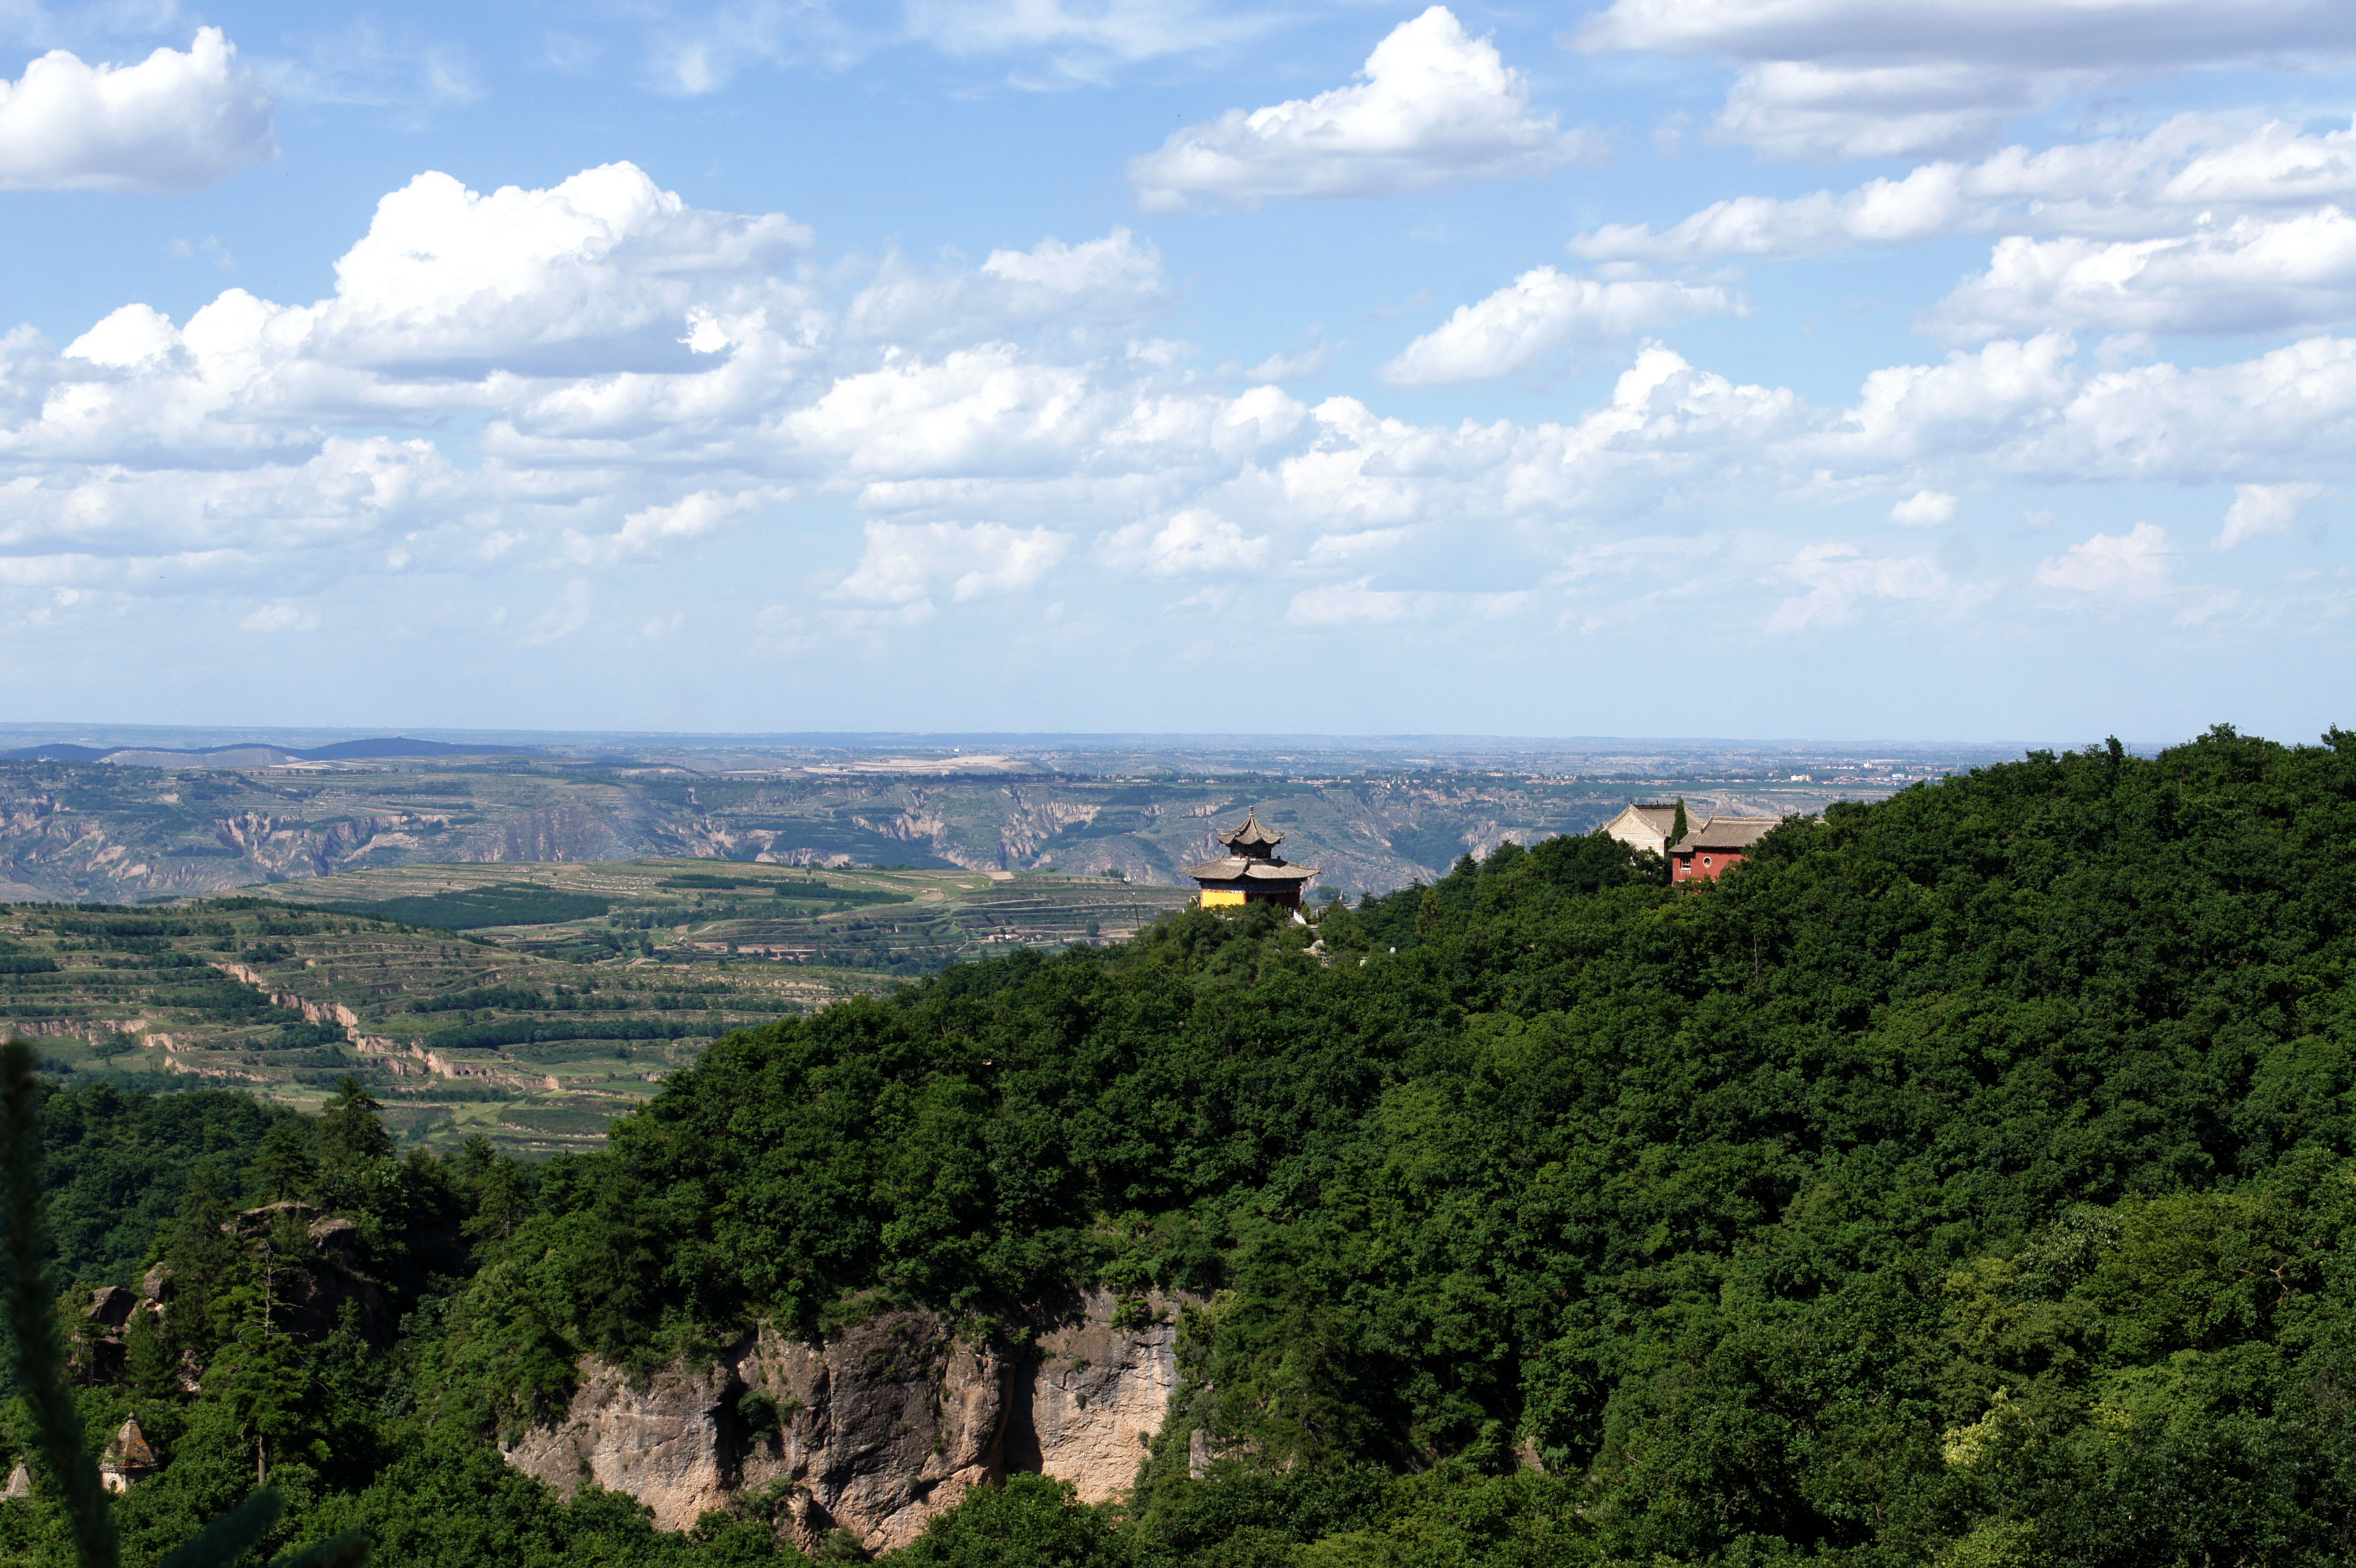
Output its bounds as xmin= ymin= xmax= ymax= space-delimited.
xmin=1600 ymin=802 xmax=1686 ymax=858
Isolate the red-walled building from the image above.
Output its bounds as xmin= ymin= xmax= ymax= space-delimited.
xmin=1668 ymin=816 xmax=1781 ymax=883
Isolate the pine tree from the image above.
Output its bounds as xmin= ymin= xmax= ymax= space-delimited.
xmin=124 ymin=1306 xmax=181 ymax=1449
xmin=155 ymin=1156 xmax=242 ymax=1359
xmin=316 ymin=1080 xmax=389 ymax=1168
xmin=313 ymin=1079 xmax=392 ymax=1213
xmin=245 ymin=1121 xmax=318 ymax=1205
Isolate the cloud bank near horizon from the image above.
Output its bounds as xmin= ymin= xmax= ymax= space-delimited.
xmin=1 ymin=160 xmax=2346 ymax=669
xmin=0 ymin=2 xmax=2351 ymax=739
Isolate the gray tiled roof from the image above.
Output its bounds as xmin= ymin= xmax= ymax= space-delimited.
xmin=1185 ymin=856 xmax=1317 ymax=883
xmin=1223 ymin=810 xmax=1285 ymax=850
xmin=1670 ymin=816 xmax=1781 ymax=853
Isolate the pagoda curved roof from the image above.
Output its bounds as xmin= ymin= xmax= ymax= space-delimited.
xmin=1185 ymin=856 xmax=1317 ymax=883
xmin=1222 ymin=810 xmax=1284 ymax=849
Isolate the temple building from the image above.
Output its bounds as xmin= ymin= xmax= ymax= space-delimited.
xmin=1186 ymin=810 xmax=1317 ymax=910
xmin=1668 ymin=816 xmax=1781 ymax=883
xmin=1600 ymin=802 xmax=1685 ymax=857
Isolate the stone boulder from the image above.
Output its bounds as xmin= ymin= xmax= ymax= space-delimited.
xmin=85 ymin=1286 xmax=135 ymax=1329
xmin=215 ymin=1203 xmax=391 ymax=1343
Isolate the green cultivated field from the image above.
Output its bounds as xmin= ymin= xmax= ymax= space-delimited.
xmin=0 ymin=859 xmax=1191 ymax=1154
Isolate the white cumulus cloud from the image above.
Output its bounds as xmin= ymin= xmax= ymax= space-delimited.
xmin=2034 ymin=522 xmax=2175 ymax=595
xmin=1574 ymin=115 xmax=2356 ymax=267
xmin=563 ymin=487 xmax=780 ymax=565
xmin=1574 ymin=160 xmax=1977 ymax=264
xmin=843 ymin=229 xmax=1169 ymax=348
xmin=19 ymin=159 xmax=2356 ymax=648
xmin=1889 ymin=489 xmax=1958 ymax=526
xmin=1768 ymin=543 xmax=1950 ymax=631
xmin=1381 ymin=268 xmax=1739 ymax=385
xmin=833 ymin=520 xmax=1070 ymax=621
xmin=315 ymin=162 xmax=815 ymax=373
xmin=2217 ymin=482 xmax=2321 ymax=547
xmin=1716 ymin=59 xmax=2050 ymax=162
xmin=1927 ymin=210 xmax=2356 ymax=341
xmin=1127 ymin=7 xmax=1592 ymax=212
xmin=239 ymin=602 xmax=319 ymax=632
xmin=0 ymin=28 xmax=274 ymax=193
xmin=1576 ymin=0 xmax=2355 ymax=69
xmin=1575 ymin=0 xmax=2356 ymax=161
xmin=1106 ymin=507 xmax=1269 ymax=576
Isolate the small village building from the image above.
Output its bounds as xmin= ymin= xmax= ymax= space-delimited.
xmin=1669 ymin=816 xmax=1781 ymax=883
xmin=1600 ymin=802 xmax=1686 ymax=858
xmin=1186 ymin=810 xmax=1317 ymax=911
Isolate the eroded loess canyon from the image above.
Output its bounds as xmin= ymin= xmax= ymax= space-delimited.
xmin=0 ymin=758 xmax=1865 ymax=905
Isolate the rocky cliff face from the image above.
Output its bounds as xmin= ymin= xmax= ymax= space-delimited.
xmin=1011 ymin=1288 xmax=1182 ymax=1503
xmin=502 ymin=1289 xmax=1184 ymax=1554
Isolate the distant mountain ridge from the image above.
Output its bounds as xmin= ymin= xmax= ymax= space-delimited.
xmin=0 ymin=736 xmax=539 ymax=765
xmin=0 ymin=757 xmax=1874 ymax=906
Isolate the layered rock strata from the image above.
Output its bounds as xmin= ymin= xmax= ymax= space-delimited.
xmin=503 ymin=1288 xmax=1184 ymax=1554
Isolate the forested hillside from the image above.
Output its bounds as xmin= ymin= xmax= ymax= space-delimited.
xmin=5 ymin=728 xmax=2354 ymax=1566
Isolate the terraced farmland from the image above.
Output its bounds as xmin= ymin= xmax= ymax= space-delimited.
xmin=0 ymin=859 xmax=1195 ymax=1155
xmin=256 ymin=856 xmax=1197 ymax=971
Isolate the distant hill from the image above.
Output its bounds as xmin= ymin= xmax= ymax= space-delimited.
xmin=294 ymin=737 xmax=539 ymax=759
xmin=1 ymin=743 xmax=114 ymax=761
xmin=0 ymin=736 xmax=539 ymax=765
xmin=0 ymin=758 xmax=1874 ymax=905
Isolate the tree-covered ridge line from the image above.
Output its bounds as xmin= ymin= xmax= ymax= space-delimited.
xmin=7 ymin=726 xmax=2356 ymax=1565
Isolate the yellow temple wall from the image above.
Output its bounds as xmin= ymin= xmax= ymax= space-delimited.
xmin=1198 ymin=889 xmax=1247 ymax=907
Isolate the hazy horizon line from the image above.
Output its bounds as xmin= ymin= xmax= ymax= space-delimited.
xmin=0 ymin=721 xmax=2128 ymax=754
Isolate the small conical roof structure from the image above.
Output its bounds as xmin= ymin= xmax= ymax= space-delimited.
xmin=107 ymin=1417 xmax=154 ymax=1470
xmin=4 ymin=1460 xmax=28 ymax=1500
xmin=1221 ymin=810 xmax=1284 ymax=855
xmin=99 ymin=1416 xmax=156 ymax=1491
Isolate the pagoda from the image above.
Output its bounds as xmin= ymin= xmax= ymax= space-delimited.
xmin=1185 ymin=810 xmax=1317 ymax=910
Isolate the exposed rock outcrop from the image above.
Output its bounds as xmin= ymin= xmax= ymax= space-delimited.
xmin=503 ymin=1290 xmax=1189 ymax=1555
xmin=219 ymin=1203 xmax=393 ymax=1342
xmin=86 ymin=1286 xmax=135 ymax=1329
xmin=504 ymin=1358 xmax=741 ymax=1534
xmin=1010 ymin=1288 xmax=1180 ymax=1503
xmin=4 ymin=1017 xmax=148 ymax=1042
xmin=209 ymin=963 xmax=363 ymax=1029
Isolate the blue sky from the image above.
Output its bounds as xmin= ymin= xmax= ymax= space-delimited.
xmin=3 ymin=1 xmax=2355 ymax=743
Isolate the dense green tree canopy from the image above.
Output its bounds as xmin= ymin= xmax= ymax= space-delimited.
xmin=6 ymin=726 xmax=2356 ymax=1566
